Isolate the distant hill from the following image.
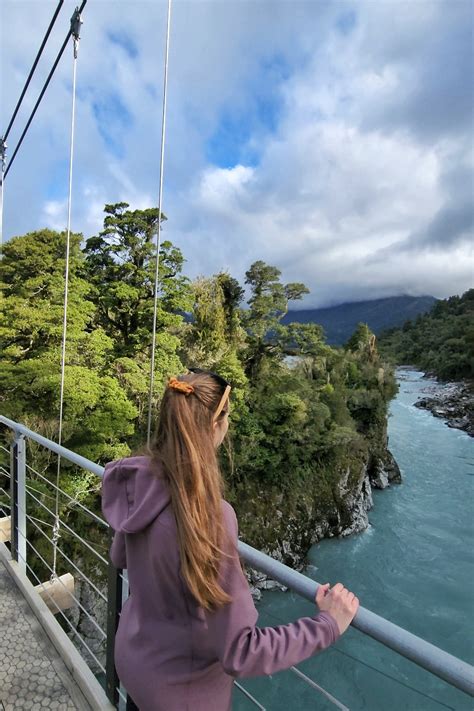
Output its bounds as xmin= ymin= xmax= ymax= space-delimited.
xmin=378 ymin=289 xmax=474 ymax=381
xmin=283 ymin=295 xmax=437 ymax=345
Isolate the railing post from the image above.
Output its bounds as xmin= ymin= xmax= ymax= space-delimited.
xmin=10 ymin=434 xmax=26 ymax=571
xmin=106 ymin=530 xmax=122 ymax=707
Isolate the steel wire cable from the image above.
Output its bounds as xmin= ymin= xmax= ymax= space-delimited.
xmin=0 ymin=149 xmax=4 ymax=252
xmin=290 ymin=666 xmax=349 ymax=710
xmin=261 ymin=607 xmax=455 ymax=710
xmin=234 ymin=682 xmax=266 ymax=710
xmin=54 ymin=544 xmax=108 ymax=603
xmin=25 ymin=487 xmax=109 ymax=564
xmin=16 ymin=549 xmax=106 ymax=674
xmin=17 ymin=526 xmax=107 ymax=640
xmin=3 ymin=1 xmax=65 ymax=142
xmin=0 ymin=486 xmax=11 ymax=517
xmin=53 ymin=9 xmax=82 ymax=580
xmin=146 ymin=0 xmax=172 ymax=444
xmin=25 ymin=481 xmax=58 ymax=503
xmin=116 ymin=687 xmax=127 ymax=704
xmin=3 ymin=501 xmax=56 ymax=531
xmin=24 ymin=485 xmax=109 ymax=553
xmin=3 ymin=0 xmax=87 ymax=181
xmin=17 ymin=504 xmax=107 ymax=602
xmin=25 ymin=462 xmax=109 ymax=527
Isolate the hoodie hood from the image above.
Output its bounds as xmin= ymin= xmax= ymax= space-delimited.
xmin=102 ymin=456 xmax=171 ymax=534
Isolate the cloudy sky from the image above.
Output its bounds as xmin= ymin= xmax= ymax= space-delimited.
xmin=1 ymin=0 xmax=473 ymax=307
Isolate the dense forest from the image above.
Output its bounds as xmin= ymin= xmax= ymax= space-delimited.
xmin=378 ymin=290 xmax=474 ymax=381
xmin=0 ymin=203 xmax=400 ymax=661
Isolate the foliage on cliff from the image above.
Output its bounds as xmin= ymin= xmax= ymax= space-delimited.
xmin=0 ymin=203 xmax=398 ymax=578
xmin=378 ymin=289 xmax=474 ymax=381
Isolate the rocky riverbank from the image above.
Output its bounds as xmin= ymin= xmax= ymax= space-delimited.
xmin=414 ymin=379 xmax=474 ymax=437
xmin=245 ymin=449 xmax=401 ymax=600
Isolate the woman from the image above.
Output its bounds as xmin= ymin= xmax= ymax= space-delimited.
xmin=102 ymin=369 xmax=359 ymax=710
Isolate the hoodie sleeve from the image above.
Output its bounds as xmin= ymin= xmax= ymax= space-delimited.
xmin=110 ymin=530 xmax=127 ymax=569
xmin=204 ymin=502 xmax=340 ymax=679
xmin=102 ymin=460 xmax=127 ymax=569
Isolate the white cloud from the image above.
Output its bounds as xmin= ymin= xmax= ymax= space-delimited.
xmin=1 ymin=0 xmax=472 ymax=305
xmin=42 ymin=198 xmax=68 ymax=231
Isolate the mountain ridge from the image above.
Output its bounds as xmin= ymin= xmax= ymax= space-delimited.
xmin=284 ymin=295 xmax=437 ymax=345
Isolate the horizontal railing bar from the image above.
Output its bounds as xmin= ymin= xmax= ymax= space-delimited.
xmin=1 ymin=416 xmax=104 ymax=475
xmin=239 ymin=542 xmax=474 ymax=696
xmin=290 ymin=666 xmax=349 ymax=710
xmin=2 ymin=415 xmax=473 ymax=697
xmin=0 ymin=465 xmax=11 ymax=478
xmin=0 ymin=444 xmax=10 ymax=454
xmin=24 ymin=488 xmax=109 ymax=565
xmin=17 ymin=550 xmax=106 ymax=674
xmin=18 ymin=504 xmax=108 ymax=602
xmin=234 ymin=682 xmax=266 ymax=710
xmin=262 ymin=606 xmax=456 ymax=710
xmin=18 ymin=528 xmax=107 ymax=640
xmin=25 ymin=462 xmax=109 ymax=528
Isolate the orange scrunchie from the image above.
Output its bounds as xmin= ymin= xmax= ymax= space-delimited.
xmin=168 ymin=377 xmax=195 ymax=395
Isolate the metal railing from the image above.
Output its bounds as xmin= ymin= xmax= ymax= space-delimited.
xmin=1 ymin=415 xmax=473 ymax=710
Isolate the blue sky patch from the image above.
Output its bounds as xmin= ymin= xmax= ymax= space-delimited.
xmin=92 ymin=93 xmax=133 ymax=159
xmin=206 ymin=112 xmax=252 ymax=168
xmin=336 ymin=9 xmax=357 ymax=36
xmin=45 ymin=159 xmax=69 ymax=200
xmin=107 ymin=29 xmax=138 ymax=59
xmin=205 ymin=53 xmax=287 ymax=168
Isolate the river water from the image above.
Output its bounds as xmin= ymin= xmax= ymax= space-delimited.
xmin=235 ymin=369 xmax=474 ymax=711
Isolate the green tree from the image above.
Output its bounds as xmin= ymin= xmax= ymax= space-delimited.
xmin=0 ymin=229 xmax=137 ymax=462
xmin=243 ymin=260 xmax=309 ymax=376
xmin=84 ymin=203 xmax=192 ymax=356
xmin=379 ymin=289 xmax=474 ymax=380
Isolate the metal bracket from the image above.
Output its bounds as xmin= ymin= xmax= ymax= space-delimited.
xmin=70 ymin=7 xmax=83 ymax=58
xmin=0 ymin=137 xmax=7 ymax=173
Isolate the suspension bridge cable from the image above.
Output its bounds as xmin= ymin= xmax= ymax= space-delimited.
xmin=52 ymin=6 xmax=83 ymax=581
xmin=3 ymin=0 xmax=87 ymax=181
xmin=147 ymin=0 xmax=172 ymax=445
xmin=0 ymin=138 xmax=5 ymax=253
xmin=1 ymin=1 xmax=65 ymax=251
xmin=3 ymin=0 xmax=65 ymax=142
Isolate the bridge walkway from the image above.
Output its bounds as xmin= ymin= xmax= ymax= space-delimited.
xmin=0 ymin=553 xmax=93 ymax=711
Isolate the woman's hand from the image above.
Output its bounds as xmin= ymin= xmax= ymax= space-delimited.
xmin=315 ymin=582 xmax=359 ymax=635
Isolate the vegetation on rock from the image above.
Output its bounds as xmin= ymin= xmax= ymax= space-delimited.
xmin=0 ymin=204 xmax=399 ymax=592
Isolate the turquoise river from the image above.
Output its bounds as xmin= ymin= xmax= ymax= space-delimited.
xmin=235 ymin=369 xmax=474 ymax=711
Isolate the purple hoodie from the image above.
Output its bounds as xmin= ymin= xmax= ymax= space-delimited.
xmin=101 ymin=456 xmax=340 ymax=711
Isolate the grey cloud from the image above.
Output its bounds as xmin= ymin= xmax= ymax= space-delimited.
xmin=358 ymin=1 xmax=473 ymax=142
xmin=2 ymin=0 xmax=472 ymax=308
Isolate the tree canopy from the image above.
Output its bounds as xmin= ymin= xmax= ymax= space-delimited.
xmin=379 ymin=289 xmax=474 ymax=380
xmin=1 ymin=204 xmax=398 ymax=573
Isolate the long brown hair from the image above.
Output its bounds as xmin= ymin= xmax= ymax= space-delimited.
xmin=150 ymin=371 xmax=232 ymax=610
